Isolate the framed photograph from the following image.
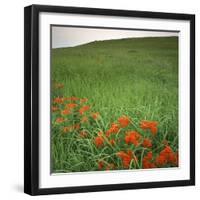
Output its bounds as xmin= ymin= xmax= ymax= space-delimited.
xmin=24 ymin=4 xmax=195 ymax=195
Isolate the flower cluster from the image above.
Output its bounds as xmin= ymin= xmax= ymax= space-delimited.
xmin=155 ymin=146 xmax=178 ymax=166
xmin=51 ymin=90 xmax=178 ymax=171
xmin=140 ymin=120 xmax=158 ymax=136
xmin=52 ymin=95 xmax=100 ymax=139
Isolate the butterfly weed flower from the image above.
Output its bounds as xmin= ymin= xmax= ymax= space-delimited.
xmin=109 ymin=139 xmax=116 ymax=146
xmin=55 ymin=117 xmax=65 ymax=124
xmin=155 ymin=145 xmax=178 ymax=167
xmin=110 ymin=123 xmax=119 ymax=132
xmin=91 ymin=112 xmax=100 ymax=120
xmin=106 ymin=123 xmax=120 ymax=136
xmin=81 ymin=116 xmax=89 ymax=123
xmin=79 ymin=131 xmax=88 ymax=138
xmin=161 ymin=146 xmax=178 ymax=165
xmin=53 ymin=97 xmax=64 ymax=104
xmin=145 ymin=151 xmax=153 ymax=161
xmin=155 ymin=154 xmax=168 ymax=166
xmin=80 ymin=98 xmax=88 ymax=104
xmin=94 ymin=136 xmax=104 ymax=147
xmin=94 ymin=132 xmax=104 ymax=147
xmin=168 ymin=152 xmax=178 ymax=165
xmin=142 ymin=151 xmax=156 ymax=169
xmin=150 ymin=126 xmax=158 ymax=135
xmin=61 ymin=109 xmax=71 ymax=115
xmin=98 ymin=161 xmax=104 ymax=170
xmin=70 ymin=96 xmax=79 ymax=101
xmin=116 ymin=150 xmax=133 ymax=168
xmin=52 ymin=106 xmax=59 ymax=112
xmin=140 ymin=120 xmax=158 ymax=136
xmin=66 ymin=103 xmax=78 ymax=109
xmin=63 ymin=126 xmax=71 ymax=133
xmin=79 ymin=105 xmax=90 ymax=115
xmin=142 ymin=138 xmax=152 ymax=148
xmin=125 ymin=131 xmax=142 ymax=146
xmin=118 ymin=116 xmax=131 ymax=128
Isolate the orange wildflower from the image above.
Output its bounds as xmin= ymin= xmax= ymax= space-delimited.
xmin=61 ymin=109 xmax=71 ymax=115
xmin=81 ymin=116 xmax=88 ymax=123
xmin=79 ymin=131 xmax=88 ymax=138
xmin=63 ymin=123 xmax=80 ymax=133
xmin=142 ymin=138 xmax=152 ymax=148
xmin=63 ymin=126 xmax=71 ymax=133
xmin=106 ymin=123 xmax=120 ymax=136
xmin=53 ymin=97 xmax=64 ymax=104
xmin=106 ymin=130 xmax=111 ymax=137
xmin=55 ymin=117 xmax=65 ymax=123
xmin=79 ymin=105 xmax=90 ymax=115
xmin=91 ymin=112 xmax=100 ymax=120
xmin=70 ymin=96 xmax=79 ymax=101
xmin=140 ymin=120 xmax=158 ymax=135
xmin=143 ymin=160 xmax=156 ymax=169
xmin=52 ymin=106 xmax=59 ymax=112
xmin=94 ymin=136 xmax=104 ymax=147
xmin=110 ymin=123 xmax=119 ymax=133
xmin=125 ymin=131 xmax=141 ymax=146
xmin=145 ymin=151 xmax=153 ymax=161
xmin=168 ymin=152 xmax=178 ymax=165
xmin=109 ymin=139 xmax=116 ymax=146
xmin=80 ymin=98 xmax=88 ymax=103
xmin=98 ymin=161 xmax=104 ymax=170
xmin=161 ymin=145 xmax=173 ymax=154
xmin=118 ymin=116 xmax=130 ymax=128
xmin=155 ymin=154 xmax=168 ymax=166
xmin=155 ymin=146 xmax=178 ymax=166
xmin=117 ymin=150 xmax=133 ymax=168
xmin=162 ymin=146 xmax=178 ymax=165
xmin=66 ymin=103 xmax=77 ymax=109
xmin=151 ymin=126 xmax=158 ymax=135
xmin=142 ymin=151 xmax=155 ymax=169
xmin=64 ymin=96 xmax=79 ymax=101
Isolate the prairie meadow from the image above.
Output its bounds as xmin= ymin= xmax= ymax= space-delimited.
xmin=51 ymin=36 xmax=178 ymax=173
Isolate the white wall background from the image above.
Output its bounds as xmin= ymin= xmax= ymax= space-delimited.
xmin=0 ymin=0 xmax=199 ymax=199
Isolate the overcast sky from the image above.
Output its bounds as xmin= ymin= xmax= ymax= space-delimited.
xmin=52 ymin=26 xmax=178 ymax=49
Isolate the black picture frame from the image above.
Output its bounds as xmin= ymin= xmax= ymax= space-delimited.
xmin=24 ymin=4 xmax=195 ymax=196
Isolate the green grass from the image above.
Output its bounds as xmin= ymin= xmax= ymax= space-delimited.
xmin=51 ymin=36 xmax=178 ymax=173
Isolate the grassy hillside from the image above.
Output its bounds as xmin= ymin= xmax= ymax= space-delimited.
xmin=51 ymin=37 xmax=178 ymax=173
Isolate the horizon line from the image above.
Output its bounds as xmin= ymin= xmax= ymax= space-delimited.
xmin=52 ymin=35 xmax=178 ymax=49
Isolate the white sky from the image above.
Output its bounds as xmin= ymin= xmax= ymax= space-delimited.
xmin=52 ymin=26 xmax=178 ymax=49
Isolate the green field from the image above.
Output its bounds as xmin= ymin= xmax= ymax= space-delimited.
xmin=51 ymin=36 xmax=178 ymax=173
